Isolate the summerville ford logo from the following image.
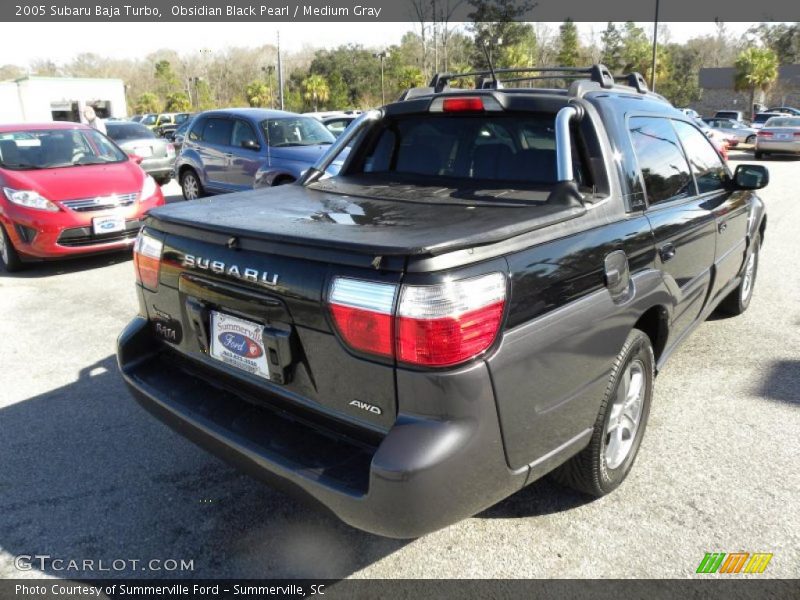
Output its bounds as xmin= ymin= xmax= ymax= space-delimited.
xmin=218 ymin=332 xmax=264 ymax=359
xmin=183 ymin=254 xmax=279 ymax=286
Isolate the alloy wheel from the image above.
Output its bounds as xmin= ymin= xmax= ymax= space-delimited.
xmin=604 ymin=359 xmax=646 ymax=470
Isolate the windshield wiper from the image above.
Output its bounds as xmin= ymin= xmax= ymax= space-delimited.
xmin=0 ymin=162 xmax=38 ymax=170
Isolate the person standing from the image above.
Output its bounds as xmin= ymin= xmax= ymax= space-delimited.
xmin=82 ymin=105 xmax=107 ymax=134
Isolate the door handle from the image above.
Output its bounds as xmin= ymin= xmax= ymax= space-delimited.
xmin=659 ymin=243 xmax=676 ymax=262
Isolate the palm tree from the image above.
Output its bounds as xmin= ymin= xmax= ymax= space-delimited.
xmin=302 ymin=75 xmax=330 ymax=112
xmin=734 ymin=48 xmax=779 ymax=120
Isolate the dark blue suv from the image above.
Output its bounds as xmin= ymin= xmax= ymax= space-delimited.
xmin=175 ymin=108 xmax=335 ymax=200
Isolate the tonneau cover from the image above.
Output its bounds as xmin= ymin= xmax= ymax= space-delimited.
xmin=148 ymin=179 xmax=586 ymax=257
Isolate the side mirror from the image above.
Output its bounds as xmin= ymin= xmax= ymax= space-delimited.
xmin=129 ymin=154 xmax=144 ymax=165
xmin=733 ymin=164 xmax=769 ymax=190
xmin=241 ymin=140 xmax=261 ymax=150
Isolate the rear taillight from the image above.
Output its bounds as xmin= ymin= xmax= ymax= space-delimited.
xmin=757 ymin=130 xmax=774 ymax=138
xmin=794 ymin=132 xmax=800 ymax=138
xmin=133 ymin=230 xmax=163 ymax=291
xmin=329 ymin=273 xmax=506 ymax=368
xmin=167 ymin=143 xmax=176 ymax=158
xmin=330 ymin=278 xmax=397 ymax=357
xmin=429 ymin=95 xmax=503 ymax=113
xmin=397 ymin=274 xmax=506 ymax=367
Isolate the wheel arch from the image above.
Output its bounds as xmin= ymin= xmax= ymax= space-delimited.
xmin=633 ymin=304 xmax=669 ymax=365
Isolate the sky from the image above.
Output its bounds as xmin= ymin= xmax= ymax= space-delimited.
xmin=0 ymin=22 xmax=756 ymax=68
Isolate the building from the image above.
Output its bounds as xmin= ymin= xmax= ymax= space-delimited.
xmin=695 ymin=65 xmax=800 ymax=117
xmin=0 ymin=76 xmax=127 ymax=124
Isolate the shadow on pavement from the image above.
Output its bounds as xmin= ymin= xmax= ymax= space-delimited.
xmin=477 ymin=477 xmax=592 ymax=520
xmin=0 ymin=355 xmax=406 ymax=579
xmin=0 ymin=251 xmax=132 ymax=279
xmin=758 ymin=360 xmax=800 ymax=405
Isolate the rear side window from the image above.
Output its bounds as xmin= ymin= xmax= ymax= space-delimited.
xmin=672 ymin=120 xmax=728 ymax=194
xmin=354 ymin=115 xmax=569 ymax=186
xmin=628 ymin=116 xmax=694 ymax=205
xmin=201 ymin=118 xmax=233 ymax=146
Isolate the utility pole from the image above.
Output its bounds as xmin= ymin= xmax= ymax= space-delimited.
xmin=373 ymin=50 xmax=390 ymax=105
xmin=277 ymin=31 xmax=285 ymax=110
xmin=651 ymin=0 xmax=660 ymax=91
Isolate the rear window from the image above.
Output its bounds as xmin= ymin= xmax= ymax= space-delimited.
xmin=106 ymin=123 xmax=156 ymax=141
xmin=764 ymin=117 xmax=800 ymax=128
xmin=349 ymin=115 xmax=573 ymax=186
xmin=754 ymin=114 xmax=779 ymax=124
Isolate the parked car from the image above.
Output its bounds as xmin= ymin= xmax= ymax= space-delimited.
xmin=755 ymin=115 xmax=800 ymax=159
xmin=119 ymin=64 xmax=768 ymax=537
xmin=138 ymin=113 xmax=157 ymax=128
xmin=766 ymin=106 xmax=800 ymax=116
xmin=703 ymin=118 xmax=757 ymax=145
xmin=677 ymin=108 xmax=700 ymax=119
xmin=155 ymin=112 xmax=193 ymax=138
xmin=306 ymin=110 xmax=362 ymax=137
xmin=176 ymin=108 xmax=335 ymax=200
xmin=129 ymin=114 xmax=145 ymax=123
xmin=694 ymin=118 xmax=734 ymax=159
xmin=166 ymin=115 xmax=195 ymax=153
xmin=751 ymin=112 xmax=783 ymax=130
xmin=105 ymin=121 xmax=176 ymax=185
xmin=714 ymin=109 xmax=751 ymax=124
xmin=0 ymin=123 xmax=164 ymax=271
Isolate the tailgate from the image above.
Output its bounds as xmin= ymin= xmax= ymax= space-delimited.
xmin=140 ymin=228 xmax=401 ymax=435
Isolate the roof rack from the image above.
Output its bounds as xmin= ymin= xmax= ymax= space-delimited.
xmin=429 ymin=64 xmax=615 ymax=93
xmin=614 ymin=72 xmax=649 ymax=94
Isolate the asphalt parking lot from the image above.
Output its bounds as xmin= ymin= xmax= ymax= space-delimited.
xmin=1 ymin=153 xmax=798 ymax=580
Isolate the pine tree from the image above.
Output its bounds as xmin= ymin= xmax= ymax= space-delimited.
xmin=557 ymin=19 xmax=580 ymax=67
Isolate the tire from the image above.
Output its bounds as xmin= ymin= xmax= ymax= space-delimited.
xmin=745 ymin=135 xmax=756 ymax=145
xmin=156 ymin=176 xmax=172 ymax=186
xmin=551 ymin=329 xmax=654 ymax=497
xmin=0 ymin=223 xmax=24 ymax=272
xmin=718 ymin=233 xmax=761 ymax=316
xmin=180 ymin=169 xmax=204 ymax=200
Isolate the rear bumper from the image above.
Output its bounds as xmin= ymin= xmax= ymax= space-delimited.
xmin=117 ymin=316 xmax=528 ymax=538
xmin=756 ymin=140 xmax=800 ymax=153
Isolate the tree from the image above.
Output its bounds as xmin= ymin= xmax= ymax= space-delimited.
xmin=658 ymin=45 xmax=702 ymax=107
xmin=245 ymin=81 xmax=271 ymax=107
xmin=302 ymin=74 xmax=330 ymax=111
xmin=395 ymin=66 xmax=425 ymax=90
xmin=556 ymin=19 xmax=580 ymax=67
xmin=165 ymin=91 xmax=191 ymax=112
xmin=0 ymin=64 xmax=24 ymax=81
xmin=748 ymin=23 xmax=800 ymax=65
xmin=154 ymin=59 xmax=179 ymax=100
xmin=600 ymin=22 xmax=624 ymax=73
xmin=734 ymin=47 xmax=779 ymax=119
xmin=467 ymin=0 xmax=535 ymax=69
xmin=621 ymin=21 xmax=651 ymax=75
xmin=134 ymin=92 xmax=160 ymax=114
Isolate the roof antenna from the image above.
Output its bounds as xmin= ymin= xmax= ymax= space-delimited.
xmin=482 ymin=38 xmax=500 ymax=89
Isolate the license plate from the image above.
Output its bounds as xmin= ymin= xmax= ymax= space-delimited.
xmin=92 ymin=215 xmax=126 ymax=235
xmin=776 ymin=133 xmax=791 ymax=140
xmin=209 ymin=311 xmax=270 ymax=380
xmin=134 ymin=145 xmax=153 ymax=157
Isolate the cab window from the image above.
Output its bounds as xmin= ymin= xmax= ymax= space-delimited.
xmin=672 ymin=120 xmax=728 ymax=194
xmin=628 ymin=116 xmax=694 ymax=205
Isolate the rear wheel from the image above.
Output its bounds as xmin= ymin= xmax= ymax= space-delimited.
xmin=181 ymin=169 xmax=203 ymax=200
xmin=551 ymin=329 xmax=654 ymax=496
xmin=0 ymin=224 xmax=24 ymax=272
xmin=718 ymin=233 xmax=760 ymax=316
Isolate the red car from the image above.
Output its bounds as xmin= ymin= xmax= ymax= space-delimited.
xmin=0 ymin=122 xmax=165 ymax=271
